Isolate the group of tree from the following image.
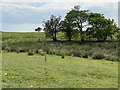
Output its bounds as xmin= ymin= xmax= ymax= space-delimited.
xmin=36 ymin=5 xmax=119 ymax=42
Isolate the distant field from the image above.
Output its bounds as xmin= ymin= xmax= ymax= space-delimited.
xmin=2 ymin=52 xmax=118 ymax=88
xmin=2 ymin=32 xmax=65 ymax=41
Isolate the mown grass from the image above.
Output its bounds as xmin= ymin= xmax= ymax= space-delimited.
xmin=2 ymin=52 xmax=118 ymax=88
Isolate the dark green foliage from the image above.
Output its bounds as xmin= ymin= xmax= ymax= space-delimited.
xmin=60 ymin=19 xmax=78 ymax=41
xmin=87 ymin=13 xmax=118 ymax=41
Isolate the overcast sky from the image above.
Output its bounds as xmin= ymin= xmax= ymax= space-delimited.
xmin=118 ymin=1 xmax=120 ymax=28
xmin=0 ymin=0 xmax=119 ymax=32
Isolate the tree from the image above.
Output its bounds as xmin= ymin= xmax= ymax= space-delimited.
xmin=87 ymin=12 xmax=118 ymax=41
xmin=116 ymin=28 xmax=120 ymax=40
xmin=60 ymin=19 xmax=77 ymax=41
xmin=43 ymin=15 xmax=61 ymax=41
xmin=35 ymin=27 xmax=41 ymax=32
xmin=65 ymin=5 xmax=89 ymax=41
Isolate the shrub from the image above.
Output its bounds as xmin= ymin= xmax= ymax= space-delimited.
xmin=50 ymin=49 xmax=61 ymax=56
xmin=82 ymin=52 xmax=89 ymax=58
xmin=48 ymin=49 xmax=54 ymax=55
xmin=82 ymin=51 xmax=93 ymax=58
xmin=16 ymin=47 xmax=26 ymax=53
xmin=105 ymin=56 xmax=119 ymax=61
xmin=28 ymin=50 xmax=34 ymax=56
xmin=35 ymin=49 xmax=39 ymax=54
xmin=72 ymin=50 xmax=82 ymax=57
xmin=53 ymin=49 xmax=61 ymax=56
xmin=5 ymin=47 xmax=11 ymax=52
xmin=92 ymin=53 xmax=105 ymax=60
xmin=37 ymin=49 xmax=45 ymax=56
xmin=65 ymin=50 xmax=73 ymax=56
xmin=2 ymin=44 xmax=6 ymax=50
xmin=42 ymin=46 xmax=50 ymax=54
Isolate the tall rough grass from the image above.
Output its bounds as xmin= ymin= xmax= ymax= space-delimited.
xmin=2 ymin=32 xmax=119 ymax=61
xmin=3 ymin=40 xmax=119 ymax=61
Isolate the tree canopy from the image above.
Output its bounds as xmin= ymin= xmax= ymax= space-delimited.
xmin=65 ymin=5 xmax=89 ymax=41
xmin=87 ymin=12 xmax=118 ymax=41
xmin=43 ymin=15 xmax=61 ymax=41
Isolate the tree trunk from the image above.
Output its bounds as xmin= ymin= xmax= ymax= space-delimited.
xmin=68 ymin=29 xmax=71 ymax=41
xmin=77 ymin=21 xmax=83 ymax=42
xmin=53 ymin=38 xmax=57 ymax=41
xmin=54 ymin=29 xmax=57 ymax=41
xmin=52 ymin=29 xmax=57 ymax=41
xmin=68 ymin=36 xmax=71 ymax=41
xmin=53 ymin=35 xmax=57 ymax=41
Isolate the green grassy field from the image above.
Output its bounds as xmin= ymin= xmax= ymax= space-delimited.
xmin=2 ymin=32 xmax=65 ymax=41
xmin=2 ymin=52 xmax=118 ymax=88
xmin=2 ymin=32 xmax=119 ymax=88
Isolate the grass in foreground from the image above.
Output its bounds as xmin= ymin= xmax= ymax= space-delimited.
xmin=2 ymin=52 xmax=118 ymax=88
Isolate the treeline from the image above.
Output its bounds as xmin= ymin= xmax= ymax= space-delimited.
xmin=36 ymin=5 xmax=120 ymax=41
